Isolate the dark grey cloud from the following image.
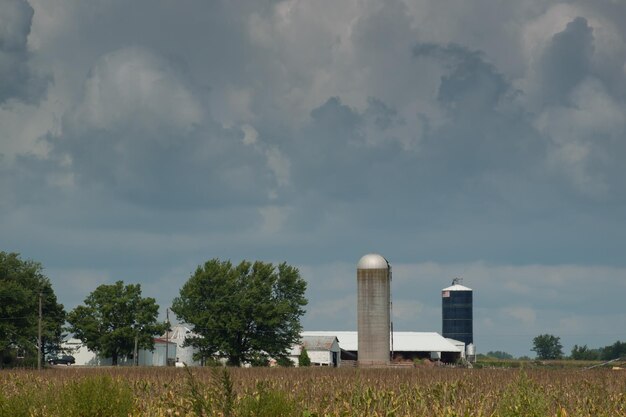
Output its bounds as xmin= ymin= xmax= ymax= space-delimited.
xmin=283 ymin=43 xmax=541 ymax=207
xmin=0 ymin=0 xmax=49 ymax=104
xmin=529 ymin=16 xmax=626 ymax=200
xmin=539 ymin=17 xmax=595 ymax=106
xmin=44 ymin=47 xmax=277 ymax=209
xmin=415 ymin=43 xmax=510 ymax=113
xmin=413 ymin=42 xmax=542 ymax=180
xmin=286 ymin=96 xmax=408 ymax=203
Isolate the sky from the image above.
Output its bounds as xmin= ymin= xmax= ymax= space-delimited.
xmin=1 ymin=0 xmax=625 ymax=358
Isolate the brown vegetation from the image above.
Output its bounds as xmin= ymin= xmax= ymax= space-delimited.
xmin=1 ymin=366 xmax=625 ymax=416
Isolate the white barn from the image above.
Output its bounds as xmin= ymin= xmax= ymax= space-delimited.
xmin=300 ymin=331 xmax=464 ymax=365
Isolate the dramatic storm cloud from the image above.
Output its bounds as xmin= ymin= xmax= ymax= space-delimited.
xmin=0 ymin=0 xmax=48 ymax=104
xmin=1 ymin=0 xmax=626 ymax=356
xmin=49 ymin=46 xmax=279 ymax=208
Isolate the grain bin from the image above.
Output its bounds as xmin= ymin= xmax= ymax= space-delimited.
xmin=441 ymin=278 xmax=473 ymax=346
xmin=357 ymin=253 xmax=391 ymax=366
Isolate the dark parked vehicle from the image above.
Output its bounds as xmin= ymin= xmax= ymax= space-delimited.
xmin=48 ymin=355 xmax=75 ymax=365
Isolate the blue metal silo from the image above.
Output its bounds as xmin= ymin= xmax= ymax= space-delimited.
xmin=441 ymin=278 xmax=473 ymax=346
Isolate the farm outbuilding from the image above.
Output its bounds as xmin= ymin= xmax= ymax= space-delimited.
xmin=163 ymin=324 xmax=202 ymax=366
xmin=137 ymin=338 xmax=177 ymax=366
xmin=289 ymin=335 xmax=341 ymax=367
xmin=60 ymin=336 xmax=176 ymax=366
xmin=301 ymin=331 xmax=464 ymax=365
xmin=61 ymin=337 xmax=98 ymax=365
xmin=446 ymin=338 xmax=466 ymax=359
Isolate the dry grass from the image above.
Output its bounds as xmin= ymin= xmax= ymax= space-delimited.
xmin=1 ymin=366 xmax=625 ymax=416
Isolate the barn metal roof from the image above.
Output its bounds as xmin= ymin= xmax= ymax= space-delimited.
xmin=290 ymin=335 xmax=340 ymax=355
xmin=301 ymin=331 xmax=462 ymax=353
xmin=164 ymin=324 xmax=197 ymax=341
xmin=301 ymin=335 xmax=339 ymax=350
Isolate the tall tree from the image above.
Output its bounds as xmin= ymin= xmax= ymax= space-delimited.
xmin=172 ymin=259 xmax=307 ymax=366
xmin=531 ymin=334 xmax=563 ymax=360
xmin=298 ymin=346 xmax=311 ymax=367
xmin=67 ymin=281 xmax=166 ymax=365
xmin=0 ymin=252 xmax=65 ymax=367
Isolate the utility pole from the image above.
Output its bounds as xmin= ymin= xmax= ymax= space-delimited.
xmin=134 ymin=334 xmax=139 ymax=366
xmin=165 ymin=308 xmax=170 ymax=366
xmin=37 ymin=292 xmax=42 ymax=371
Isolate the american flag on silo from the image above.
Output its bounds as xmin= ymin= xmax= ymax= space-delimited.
xmin=442 ymin=291 xmax=450 ymax=298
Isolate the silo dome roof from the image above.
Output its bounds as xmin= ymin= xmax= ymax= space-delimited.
xmin=442 ymin=284 xmax=472 ymax=291
xmin=357 ymin=253 xmax=389 ymax=269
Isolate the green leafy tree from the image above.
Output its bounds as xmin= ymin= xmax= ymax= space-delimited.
xmin=570 ymin=344 xmax=600 ymax=360
xmin=600 ymin=341 xmax=626 ymax=360
xmin=249 ymin=352 xmax=270 ymax=367
xmin=0 ymin=252 xmax=65 ymax=367
xmin=275 ymin=356 xmax=294 ymax=367
xmin=531 ymin=334 xmax=563 ymax=360
xmin=67 ymin=281 xmax=166 ymax=365
xmin=172 ymin=259 xmax=307 ymax=367
xmin=298 ymin=346 xmax=311 ymax=367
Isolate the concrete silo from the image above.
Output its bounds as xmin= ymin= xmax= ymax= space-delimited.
xmin=357 ymin=253 xmax=391 ymax=367
xmin=441 ymin=278 xmax=473 ymax=346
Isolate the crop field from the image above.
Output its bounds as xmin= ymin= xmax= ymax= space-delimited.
xmin=1 ymin=366 xmax=625 ymax=417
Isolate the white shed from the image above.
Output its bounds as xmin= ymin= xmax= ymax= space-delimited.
xmin=290 ymin=335 xmax=341 ymax=367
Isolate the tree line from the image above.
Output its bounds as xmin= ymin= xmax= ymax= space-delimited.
xmin=0 ymin=252 xmax=307 ymax=367
xmin=532 ymin=334 xmax=626 ymax=361
xmin=570 ymin=341 xmax=626 ymax=361
xmin=478 ymin=334 xmax=626 ymax=361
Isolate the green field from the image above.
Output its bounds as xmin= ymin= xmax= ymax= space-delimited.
xmin=1 ymin=367 xmax=625 ymax=416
